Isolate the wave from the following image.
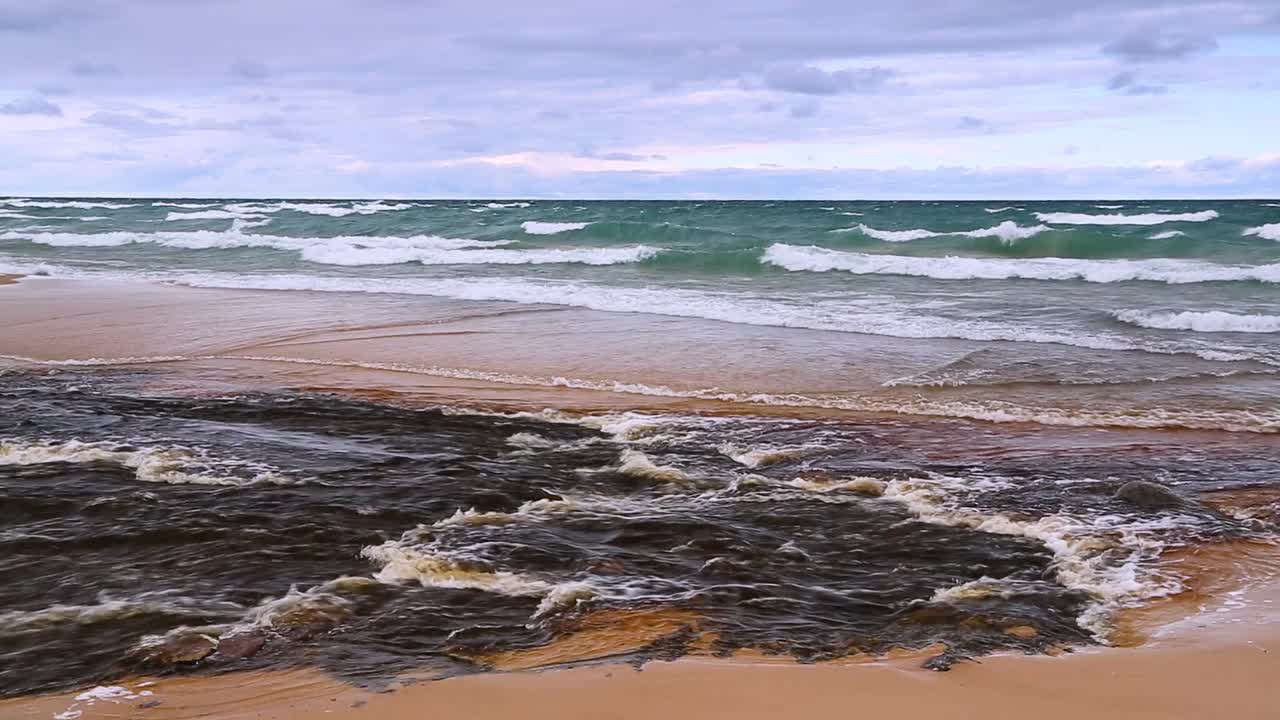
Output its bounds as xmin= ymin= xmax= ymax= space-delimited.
xmin=1034 ymin=210 xmax=1218 ymax=225
xmin=521 ymin=221 xmax=592 ymax=235
xmin=1 ymin=199 xmax=137 ymax=210
xmin=984 ymin=207 xmax=1019 ymax=213
xmin=1 ymin=228 xmax=655 ymax=266
xmin=486 ymin=202 xmax=532 ymax=209
xmin=846 ymin=221 xmax=1049 ymax=243
xmin=1093 ymin=205 xmax=1126 ymax=210
xmin=1148 ymin=230 xmax=1186 ymax=240
xmin=0 ymin=439 xmax=299 ymax=485
xmin=152 ymin=202 xmax=220 ymax=209
xmin=1113 ymin=310 xmax=1280 ymax=334
xmin=165 ymin=209 xmax=265 ymax=221
xmin=1243 ymin=223 xmax=1280 ymax=241
xmin=762 ymin=244 xmax=1280 ymax=284
xmin=222 ymin=201 xmax=413 ymax=217
xmin=305 ymin=244 xmax=658 ymax=266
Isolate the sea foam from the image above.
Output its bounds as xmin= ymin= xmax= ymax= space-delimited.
xmin=762 ymin=244 xmax=1280 ymax=284
xmin=1112 ymin=310 xmax=1280 ymax=333
xmin=1034 ymin=210 xmax=1218 ymax=225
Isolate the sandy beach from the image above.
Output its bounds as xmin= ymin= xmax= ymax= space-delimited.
xmin=3 ymin=276 xmax=1279 ymax=720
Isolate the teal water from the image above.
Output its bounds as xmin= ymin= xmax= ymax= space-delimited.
xmin=2 ymin=197 xmax=1278 ymax=432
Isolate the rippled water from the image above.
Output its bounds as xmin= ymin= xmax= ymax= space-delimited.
xmin=2 ymin=368 xmax=1276 ymax=697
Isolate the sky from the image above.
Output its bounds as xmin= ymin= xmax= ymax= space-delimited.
xmin=1 ymin=0 xmax=1278 ymax=199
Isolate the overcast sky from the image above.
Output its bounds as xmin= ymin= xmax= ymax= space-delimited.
xmin=1 ymin=0 xmax=1278 ymax=198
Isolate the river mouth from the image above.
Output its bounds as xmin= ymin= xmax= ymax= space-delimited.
xmin=3 ymin=366 xmax=1276 ymax=698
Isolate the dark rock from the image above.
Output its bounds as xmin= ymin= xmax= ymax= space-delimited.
xmin=133 ymin=631 xmax=218 ymax=666
xmin=214 ymin=632 xmax=266 ymax=660
xmin=1115 ymin=481 xmax=1186 ymax=511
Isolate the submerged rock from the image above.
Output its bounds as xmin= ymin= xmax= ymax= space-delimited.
xmin=214 ymin=632 xmax=266 ymax=660
xmin=133 ymin=631 xmax=218 ymax=666
xmin=1115 ymin=481 xmax=1187 ymax=511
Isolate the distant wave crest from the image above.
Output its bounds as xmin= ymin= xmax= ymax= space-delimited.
xmin=1035 ymin=210 xmax=1218 ymax=225
xmin=1112 ymin=310 xmax=1280 ymax=333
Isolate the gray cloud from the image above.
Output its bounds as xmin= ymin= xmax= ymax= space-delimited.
xmin=956 ymin=116 xmax=986 ymax=130
xmin=0 ymin=2 xmax=91 ymax=33
xmin=0 ymin=96 xmax=63 ymax=116
xmin=1102 ymin=30 xmax=1218 ymax=62
xmin=231 ymin=60 xmax=270 ymax=81
xmin=789 ymin=99 xmax=821 ymax=118
xmin=1107 ymin=71 xmax=1167 ymax=95
xmin=762 ymin=64 xmax=895 ymax=95
xmin=71 ymin=60 xmax=120 ymax=77
xmin=85 ymin=110 xmax=175 ymax=135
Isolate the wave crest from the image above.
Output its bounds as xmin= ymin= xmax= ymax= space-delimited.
xmin=1113 ymin=310 xmax=1280 ymax=333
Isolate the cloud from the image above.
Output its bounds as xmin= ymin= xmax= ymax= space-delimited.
xmin=956 ymin=116 xmax=986 ymax=130
xmin=0 ymin=3 xmax=90 ymax=32
xmin=0 ymin=96 xmax=63 ymax=116
xmin=84 ymin=110 xmax=175 ymax=135
xmin=789 ymin=99 xmax=820 ymax=118
xmin=1102 ymin=30 xmax=1218 ymax=62
xmin=762 ymin=63 xmax=895 ymax=95
xmin=71 ymin=60 xmax=120 ymax=77
xmin=1107 ymin=72 xmax=1167 ymax=95
xmin=231 ymin=60 xmax=270 ymax=81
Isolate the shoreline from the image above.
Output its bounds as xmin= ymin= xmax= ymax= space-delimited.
xmin=3 ymin=552 xmax=1277 ymax=720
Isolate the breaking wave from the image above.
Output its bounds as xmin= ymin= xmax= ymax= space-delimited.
xmin=521 ymin=221 xmax=592 ymax=235
xmin=1034 ymin=210 xmax=1219 ymax=225
xmin=844 ymin=221 xmax=1050 ymax=243
xmin=762 ymin=244 xmax=1280 ymax=284
xmin=1113 ymin=310 xmax=1280 ymax=334
xmin=1243 ymin=223 xmax=1280 ymax=241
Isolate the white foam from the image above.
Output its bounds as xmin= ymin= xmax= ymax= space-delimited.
xmin=1243 ymin=223 xmax=1280 ymax=241
xmin=879 ymin=473 xmax=1192 ymax=638
xmin=486 ymin=202 xmax=532 ymax=209
xmin=984 ymin=206 xmax=1019 ymax=213
xmin=1035 ymin=210 xmax=1219 ymax=225
xmin=1113 ymin=310 xmax=1280 ymax=333
xmin=762 ymin=244 xmax=1280 ymax=284
xmin=152 ymin=202 xmax=219 ymax=209
xmin=1148 ymin=230 xmax=1186 ymax=239
xmin=3 ymin=228 xmax=652 ymax=267
xmin=165 ymin=209 xmax=265 ymax=221
xmin=1093 ymin=205 xmax=1127 ymax=209
xmin=521 ymin=221 xmax=592 ymax=235
xmin=0 ymin=439 xmax=299 ymax=485
xmin=1 ymin=199 xmax=136 ymax=210
xmin=220 ymin=201 xmax=414 ymax=217
xmin=846 ymin=221 xmax=1049 ymax=243
xmin=617 ymin=449 xmax=690 ymax=484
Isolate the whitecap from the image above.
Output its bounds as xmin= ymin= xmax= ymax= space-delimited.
xmin=521 ymin=221 xmax=592 ymax=235
xmin=1148 ymin=230 xmax=1186 ymax=240
xmin=762 ymin=244 xmax=1280 ymax=284
xmin=843 ymin=221 xmax=1048 ymax=243
xmin=1035 ymin=210 xmax=1218 ymax=225
xmin=1243 ymin=223 xmax=1280 ymax=241
xmin=1113 ymin=310 xmax=1280 ymax=333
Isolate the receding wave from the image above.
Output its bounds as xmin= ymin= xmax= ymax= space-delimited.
xmin=846 ymin=221 xmax=1050 ymax=243
xmin=762 ymin=244 xmax=1280 ymax=284
xmin=521 ymin=221 xmax=592 ymax=235
xmin=1113 ymin=310 xmax=1280 ymax=334
xmin=1148 ymin=230 xmax=1186 ymax=240
xmin=1243 ymin=223 xmax=1280 ymax=241
xmin=1034 ymin=210 xmax=1219 ymax=225
xmin=180 ymin=354 xmax=1279 ymax=434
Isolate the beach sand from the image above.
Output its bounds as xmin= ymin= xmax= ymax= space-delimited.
xmin=0 ymin=274 xmax=20 ymax=286
xmin=2 ymin=277 xmax=1279 ymax=719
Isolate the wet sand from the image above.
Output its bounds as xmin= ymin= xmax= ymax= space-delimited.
xmin=0 ymin=274 xmax=19 ymax=286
